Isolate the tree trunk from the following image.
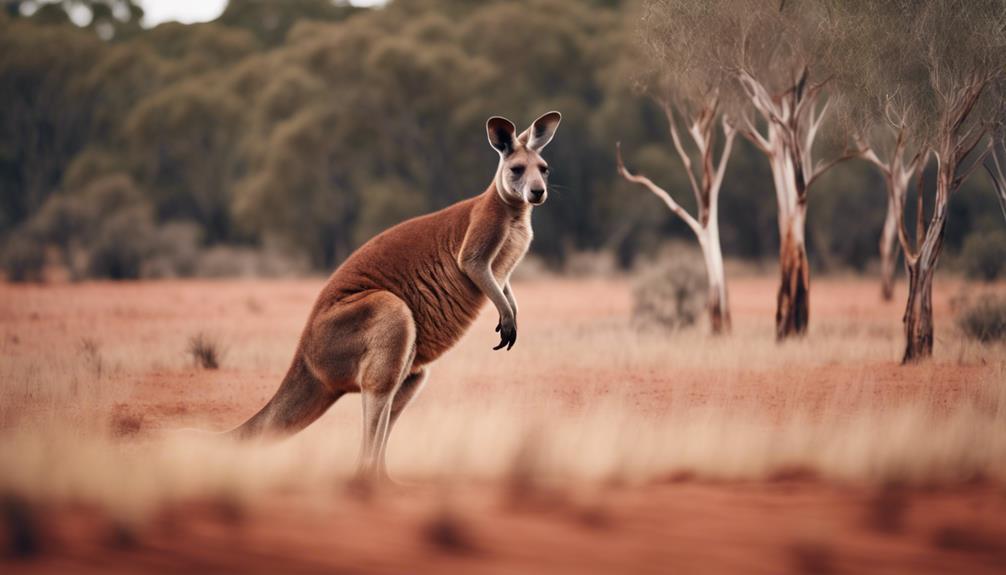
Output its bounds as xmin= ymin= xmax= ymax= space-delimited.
xmin=776 ymin=208 xmax=810 ymax=339
xmin=902 ymin=259 xmax=934 ymax=362
xmin=699 ymin=224 xmax=731 ymax=335
xmin=879 ymin=191 xmax=899 ymax=301
xmin=766 ymin=129 xmax=810 ymax=340
xmin=901 ymin=162 xmax=950 ymax=363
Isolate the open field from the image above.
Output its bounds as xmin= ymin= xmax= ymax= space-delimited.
xmin=1 ymin=275 xmax=1005 ymax=573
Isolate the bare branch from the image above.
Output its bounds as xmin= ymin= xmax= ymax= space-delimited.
xmin=984 ymin=137 xmax=1006 ymax=221
xmin=915 ymin=156 xmax=926 ymax=252
xmin=737 ymin=70 xmax=783 ymax=126
xmin=739 ymin=114 xmax=772 ymax=154
xmin=660 ymin=102 xmax=704 ymax=206
xmin=800 ymin=98 xmax=830 ymax=178
xmin=907 ymin=144 xmax=928 ymax=175
xmin=858 ymin=145 xmax=890 ymax=174
xmin=806 ymin=145 xmax=865 ymax=189
xmin=952 ymin=136 xmax=993 ymax=189
xmin=949 ymin=78 xmax=988 ymax=140
xmin=895 ymin=152 xmax=928 ymax=263
xmin=711 ymin=116 xmax=737 ymax=198
xmin=616 ymin=142 xmax=703 ymax=236
xmin=807 ymin=99 xmax=830 ymax=146
xmin=793 ymin=78 xmax=829 ymax=122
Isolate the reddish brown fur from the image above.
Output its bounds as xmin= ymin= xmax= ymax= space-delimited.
xmin=229 ymin=112 xmax=561 ymax=479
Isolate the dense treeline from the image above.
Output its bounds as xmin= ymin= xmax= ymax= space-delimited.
xmin=0 ymin=0 xmax=1001 ymax=279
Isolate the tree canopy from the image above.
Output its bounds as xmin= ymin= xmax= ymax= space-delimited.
xmin=0 ymin=0 xmax=1001 ymax=277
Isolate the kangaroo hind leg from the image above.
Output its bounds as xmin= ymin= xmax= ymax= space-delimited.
xmin=331 ymin=291 xmax=416 ymax=480
xmin=374 ymin=368 xmax=428 ymax=479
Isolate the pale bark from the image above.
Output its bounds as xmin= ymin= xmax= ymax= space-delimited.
xmin=860 ymin=132 xmax=925 ymax=302
xmin=894 ymin=79 xmax=993 ymax=363
xmin=878 ymin=194 xmax=899 ymax=301
xmin=616 ymin=100 xmax=736 ymax=334
xmin=737 ymin=69 xmax=857 ymax=339
xmin=699 ymin=220 xmax=731 ymax=334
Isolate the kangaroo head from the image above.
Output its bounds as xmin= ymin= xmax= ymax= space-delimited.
xmin=486 ymin=111 xmax=561 ymax=206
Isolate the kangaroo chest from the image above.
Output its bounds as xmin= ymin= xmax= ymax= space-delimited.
xmin=491 ymin=217 xmax=532 ymax=282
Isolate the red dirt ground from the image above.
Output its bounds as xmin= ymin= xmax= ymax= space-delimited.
xmin=2 ymin=275 xmax=1005 ymax=574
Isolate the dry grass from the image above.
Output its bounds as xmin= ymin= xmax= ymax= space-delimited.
xmin=0 ymin=277 xmax=1004 ymax=523
xmin=187 ymin=332 xmax=224 ymax=370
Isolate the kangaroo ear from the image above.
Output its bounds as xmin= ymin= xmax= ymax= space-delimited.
xmin=518 ymin=111 xmax=562 ymax=152
xmin=487 ymin=116 xmax=517 ymax=156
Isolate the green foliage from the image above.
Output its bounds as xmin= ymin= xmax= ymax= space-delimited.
xmin=0 ymin=18 xmax=103 ymax=233
xmin=124 ymin=80 xmax=243 ymax=241
xmin=956 ymin=295 xmax=1006 ymax=343
xmin=959 ymin=230 xmax=1006 ymax=281
xmin=0 ymin=0 xmax=1001 ymax=280
xmin=23 ymin=173 xmax=160 ymax=279
xmin=217 ymin=0 xmax=359 ymax=46
xmin=1 ymin=231 xmax=46 ymax=282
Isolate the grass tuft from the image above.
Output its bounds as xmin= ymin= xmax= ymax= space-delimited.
xmin=79 ymin=337 xmax=104 ymax=379
xmin=956 ymin=294 xmax=1006 ymax=343
xmin=187 ymin=332 xmax=224 ymax=370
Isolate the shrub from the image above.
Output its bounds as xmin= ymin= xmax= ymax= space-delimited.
xmin=0 ymin=233 xmax=46 ymax=283
xmin=86 ymin=205 xmax=158 ymax=279
xmin=194 ymin=243 xmax=309 ymax=278
xmin=632 ymin=251 xmax=707 ymax=331
xmin=187 ymin=332 xmax=224 ymax=369
xmin=16 ymin=173 xmax=161 ymax=280
xmin=141 ymin=221 xmax=203 ymax=278
xmin=563 ymin=250 xmax=618 ymax=278
xmin=956 ymin=295 xmax=1006 ymax=343
xmin=959 ymin=230 xmax=1006 ymax=281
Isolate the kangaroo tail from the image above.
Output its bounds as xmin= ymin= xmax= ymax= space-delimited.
xmin=227 ymin=356 xmax=340 ymax=440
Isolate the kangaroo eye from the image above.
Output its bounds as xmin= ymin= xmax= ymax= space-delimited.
xmin=510 ymin=166 xmax=525 ymax=176
xmin=541 ymin=166 xmax=550 ymax=176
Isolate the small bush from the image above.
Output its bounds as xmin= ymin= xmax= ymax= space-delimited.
xmin=0 ymin=233 xmax=46 ymax=283
xmin=632 ymin=253 xmax=707 ymax=331
xmin=956 ymin=295 xmax=1006 ymax=343
xmin=959 ymin=230 xmax=1006 ymax=281
xmin=563 ymin=250 xmax=618 ymax=278
xmin=140 ymin=222 xmax=203 ymax=279
xmin=194 ymin=244 xmax=309 ymax=278
xmin=86 ymin=205 xmax=158 ymax=280
xmin=187 ymin=332 xmax=224 ymax=370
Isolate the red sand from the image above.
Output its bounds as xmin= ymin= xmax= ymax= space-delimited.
xmin=2 ymin=276 xmax=1005 ymax=573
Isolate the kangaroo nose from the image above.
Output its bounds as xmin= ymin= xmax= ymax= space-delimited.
xmin=529 ymin=188 xmax=545 ymax=200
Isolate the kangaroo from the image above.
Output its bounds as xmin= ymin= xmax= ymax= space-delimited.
xmin=228 ymin=111 xmax=562 ymax=479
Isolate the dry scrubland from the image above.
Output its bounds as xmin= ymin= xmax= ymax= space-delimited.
xmin=1 ymin=274 xmax=1005 ymax=573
